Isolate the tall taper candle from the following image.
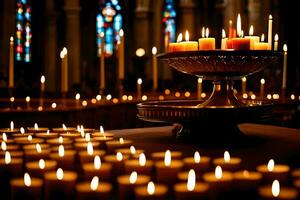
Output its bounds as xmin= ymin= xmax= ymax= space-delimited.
xmin=9 ymin=36 xmax=14 ymax=89
xmin=118 ymin=29 xmax=124 ymax=80
xmin=100 ymin=32 xmax=105 ymax=91
xmin=242 ymin=77 xmax=247 ymax=94
xmin=282 ymin=44 xmax=288 ymax=95
xmin=197 ymin=78 xmax=202 ymax=100
xmin=152 ymin=46 xmax=158 ymax=91
xmin=137 ymin=78 xmax=142 ymax=100
xmin=274 ymin=34 xmax=278 ymax=51
xmin=60 ymin=48 xmax=68 ymax=94
xmin=268 ymin=15 xmax=273 ymax=50
xmin=260 ymin=79 xmax=265 ymax=99
xmin=40 ymin=75 xmax=45 ymax=93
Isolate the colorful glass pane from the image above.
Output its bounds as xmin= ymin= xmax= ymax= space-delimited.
xmin=163 ymin=0 xmax=176 ymax=44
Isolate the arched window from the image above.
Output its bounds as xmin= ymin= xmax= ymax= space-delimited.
xmin=162 ymin=0 xmax=176 ymax=45
xmin=96 ymin=0 xmax=122 ymax=57
xmin=16 ymin=0 xmax=32 ymax=62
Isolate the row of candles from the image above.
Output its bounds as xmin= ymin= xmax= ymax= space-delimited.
xmin=1 ymin=123 xmax=300 ymax=199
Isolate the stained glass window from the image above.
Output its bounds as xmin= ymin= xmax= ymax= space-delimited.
xmin=96 ymin=0 xmax=122 ymax=57
xmin=162 ymin=0 xmax=176 ymax=45
xmin=16 ymin=0 xmax=32 ymax=62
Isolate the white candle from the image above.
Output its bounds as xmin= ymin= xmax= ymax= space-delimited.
xmin=197 ymin=78 xmax=202 ymax=100
xmin=60 ymin=48 xmax=68 ymax=94
xmin=40 ymin=75 xmax=45 ymax=92
xmin=274 ymin=34 xmax=278 ymax=51
xmin=268 ymin=15 xmax=273 ymax=50
xmin=100 ymin=32 xmax=105 ymax=91
xmin=221 ymin=29 xmax=227 ymax=50
xmin=137 ymin=78 xmax=142 ymax=100
xmin=260 ymin=79 xmax=265 ymax=99
xmin=9 ymin=36 xmax=14 ymax=88
xmin=152 ymin=46 xmax=158 ymax=91
xmin=282 ymin=44 xmax=288 ymax=92
xmin=118 ymin=29 xmax=124 ymax=80
xmin=242 ymin=77 xmax=247 ymax=94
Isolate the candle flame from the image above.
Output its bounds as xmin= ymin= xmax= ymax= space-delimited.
xmin=198 ymin=78 xmax=202 ymax=83
xmin=272 ymin=180 xmax=280 ymax=197
xmin=187 ymin=169 xmax=196 ymax=191
xmin=24 ymin=173 xmax=31 ymax=187
xmin=119 ymin=138 xmax=124 ymax=144
xmin=237 ymin=14 xmax=242 ymax=37
xmin=130 ymin=146 xmax=136 ymax=155
xmin=249 ymin=25 xmax=254 ymax=36
xmin=96 ymin=95 xmax=101 ymax=101
xmin=222 ymin=29 xmax=226 ymax=39
xmin=243 ymin=170 xmax=250 ymax=178
xmin=177 ymin=33 xmax=183 ymax=42
xmin=34 ymin=123 xmax=38 ymax=130
xmin=194 ymin=151 xmax=201 ymax=163
xmin=269 ymin=14 xmax=273 ymax=20
xmin=87 ymin=142 xmax=94 ymax=155
xmin=185 ymin=30 xmax=189 ymax=41
xmin=139 ymin=153 xmax=146 ymax=166
xmin=94 ymin=155 xmax=101 ymax=169
xmin=1 ymin=141 xmax=6 ymax=151
xmin=205 ymin=28 xmax=209 ymax=38
xmin=58 ymin=145 xmax=64 ymax=157
xmin=242 ymin=77 xmax=247 ymax=82
xmin=152 ymin=46 xmax=157 ymax=55
xmin=27 ymin=135 xmax=32 ymax=141
xmin=36 ymin=143 xmax=42 ymax=153
xmin=274 ymin=34 xmax=278 ymax=42
xmin=39 ymin=159 xmax=45 ymax=169
xmin=5 ymin=151 xmax=11 ymax=164
xmin=10 ymin=121 xmax=14 ymax=131
xmin=75 ymin=93 xmax=80 ymax=100
xmin=56 ymin=168 xmax=64 ymax=180
xmin=136 ymin=48 xmax=145 ymax=57
xmin=147 ymin=181 xmax=155 ymax=195
xmin=2 ymin=133 xmax=7 ymax=142
xmin=267 ymin=159 xmax=275 ymax=171
xmin=261 ymin=34 xmax=265 ymax=42
xmin=119 ymin=29 xmax=124 ymax=37
xmin=10 ymin=36 xmax=14 ymax=42
xmin=62 ymin=47 xmax=67 ymax=55
xmin=137 ymin=78 xmax=142 ymax=85
xmin=201 ymin=27 xmax=205 ymax=38
xmin=283 ymin=44 xmax=287 ymax=52
xmin=164 ymin=150 xmax=171 ymax=166
xmin=26 ymin=96 xmax=30 ymax=102
xmin=90 ymin=176 xmax=99 ymax=191
xmin=129 ymin=171 xmax=138 ymax=184
xmin=261 ymin=79 xmax=265 ymax=84
xmin=224 ymin=151 xmax=231 ymax=163
xmin=58 ymin=136 xmax=63 ymax=144
xmin=85 ymin=133 xmax=91 ymax=142
xmin=40 ymin=75 xmax=45 ymax=84
xmin=100 ymin=126 xmax=105 ymax=134
xmin=215 ymin=166 xmax=223 ymax=180
xmin=62 ymin=124 xmax=67 ymax=130
xmin=60 ymin=50 xmax=65 ymax=59
xmin=116 ymin=152 xmax=123 ymax=161
xmin=100 ymin=32 xmax=104 ymax=38
xmin=46 ymin=130 xmax=50 ymax=135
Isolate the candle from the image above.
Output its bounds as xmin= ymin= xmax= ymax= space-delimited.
xmin=82 ymin=155 xmax=112 ymax=181
xmin=125 ymin=153 xmax=154 ymax=175
xmin=106 ymin=138 xmax=133 ymax=153
xmin=135 ymin=181 xmax=168 ymax=200
xmin=228 ymin=20 xmax=236 ymax=39
xmin=78 ymin=142 xmax=106 ymax=164
xmin=74 ymin=141 xmax=100 ymax=151
xmin=174 ymin=169 xmax=209 ymax=200
xmin=282 ymin=44 xmax=288 ymax=95
xmin=268 ymin=15 xmax=273 ymax=50
xmin=0 ymin=151 xmax=23 ymax=177
xmin=52 ymin=124 xmax=76 ymax=133
xmin=155 ymin=150 xmax=183 ymax=184
xmin=14 ymin=136 xmax=44 ymax=145
xmin=46 ymin=136 xmax=72 ymax=146
xmin=232 ymin=14 xmax=250 ymax=50
xmin=27 ymin=123 xmax=49 ymax=133
xmin=151 ymin=150 xmax=182 ymax=161
xmin=256 ymin=159 xmax=290 ymax=182
xmin=180 ymin=30 xmax=198 ymax=51
xmin=100 ymin=32 xmax=105 ymax=91
xmin=213 ymin=151 xmax=241 ymax=171
xmin=197 ymin=78 xmax=202 ymax=100
xmin=233 ymin=170 xmax=262 ymax=190
xmin=44 ymin=168 xmax=78 ymax=200
xmin=0 ymin=150 xmax=23 ymax=159
xmin=183 ymin=151 xmax=210 ymax=172
xmin=245 ymin=25 xmax=260 ymax=50
xmin=221 ymin=29 xmax=227 ymax=50
xmin=104 ymin=152 xmax=129 ymax=176
xmin=168 ymin=33 xmax=183 ymax=52
xmin=241 ymin=77 xmax=247 ymax=94
xmin=25 ymin=96 xmax=30 ymax=109
xmin=137 ymin=78 xmax=142 ymax=100
xmin=118 ymin=29 xmax=125 ymax=80
xmin=93 ymin=126 xmax=114 ymax=138
xmin=274 ymin=34 xmax=279 ymax=51
xmin=49 ymin=145 xmax=76 ymax=170
xmin=10 ymin=173 xmax=43 ymax=200
xmin=60 ymin=47 xmax=68 ymax=94
xmin=260 ymin=78 xmax=265 ymax=98
xmin=198 ymin=28 xmax=215 ymax=50
xmin=76 ymin=176 xmax=112 ymax=200
xmin=9 ymin=36 xmax=14 ymax=89
xmin=116 ymin=145 xmax=144 ymax=158
xmin=117 ymin=171 xmax=150 ymax=200
xmin=24 ymin=143 xmax=50 ymax=162
xmin=152 ymin=46 xmax=158 ymax=91
xmin=26 ymin=159 xmax=57 ymax=179
xmin=35 ymin=131 xmax=58 ymax=139
xmin=254 ymin=34 xmax=269 ymax=50
xmin=259 ymin=180 xmax=298 ymax=200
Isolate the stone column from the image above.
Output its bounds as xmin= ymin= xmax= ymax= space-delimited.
xmin=247 ymin=0 xmax=262 ymax=35
xmin=179 ymin=0 xmax=196 ymax=39
xmin=44 ymin=0 xmax=57 ymax=92
xmin=222 ymin=0 xmax=242 ymax=32
xmin=64 ymin=0 xmax=81 ymax=88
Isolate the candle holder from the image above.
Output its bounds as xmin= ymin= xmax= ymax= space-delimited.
xmin=137 ymin=50 xmax=281 ymax=141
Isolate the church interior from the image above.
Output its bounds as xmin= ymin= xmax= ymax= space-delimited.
xmin=1 ymin=0 xmax=300 ymax=199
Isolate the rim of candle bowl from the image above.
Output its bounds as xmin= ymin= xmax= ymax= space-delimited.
xmin=23 ymin=143 xmax=50 ymax=151
xmin=0 ymin=128 xmax=19 ymax=134
xmin=151 ymin=151 xmax=182 ymax=161
xmin=0 ymin=138 xmax=15 ymax=144
xmin=124 ymin=159 xmax=154 ymax=175
xmin=106 ymin=139 xmax=133 ymax=153
xmin=115 ymin=148 xmax=144 ymax=158
xmin=50 ymin=145 xmax=73 ymax=152
xmin=10 ymin=176 xmax=43 ymax=188
xmin=183 ymin=156 xmax=211 ymax=172
xmin=24 ymin=149 xmax=51 ymax=162
xmin=82 ymin=162 xmax=112 ymax=181
xmin=92 ymin=131 xmax=114 ymax=138
xmin=52 ymin=127 xmax=77 ymax=133
xmin=46 ymin=137 xmax=73 ymax=145
xmin=92 ymin=136 xmax=114 ymax=142
xmin=0 ymin=150 xmax=24 ymax=158
xmin=291 ymin=169 xmax=300 ymax=180
xmin=35 ymin=132 xmax=58 ymax=139
xmin=78 ymin=150 xmax=106 ymax=164
xmin=117 ymin=174 xmax=151 ymax=185
xmin=233 ymin=170 xmax=262 ymax=190
xmin=77 ymin=128 xmax=95 ymax=133
xmin=76 ymin=181 xmax=112 ymax=195
xmin=44 ymin=170 xmax=78 ymax=181
xmin=256 ymin=163 xmax=290 ymax=182
xmin=14 ymin=137 xmax=44 ymax=145
xmin=213 ymin=157 xmax=242 ymax=171
xmin=0 ymin=156 xmax=23 ymax=165
xmin=12 ymin=133 xmax=32 ymax=138
xmin=26 ymin=159 xmax=57 ymax=170
xmin=177 ymin=170 xmax=202 ymax=182
xmin=1 ymin=144 xmax=20 ymax=151
xmin=74 ymin=141 xmax=100 ymax=151
xmin=60 ymin=132 xmax=81 ymax=139
xmin=27 ymin=127 xmax=49 ymax=133
xmin=75 ymin=137 xmax=94 ymax=143
xmin=259 ymin=184 xmax=298 ymax=199
xmin=135 ymin=183 xmax=168 ymax=197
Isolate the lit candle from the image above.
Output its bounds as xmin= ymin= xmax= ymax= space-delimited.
xmin=256 ymin=159 xmax=290 ymax=182
xmin=35 ymin=130 xmax=58 ymax=139
xmin=60 ymin=47 xmax=68 ymax=94
xmin=260 ymin=78 xmax=265 ymax=99
xmin=151 ymin=150 xmax=182 ymax=161
xmin=274 ymin=34 xmax=279 ymax=51
xmin=245 ymin=25 xmax=260 ymax=50
xmin=118 ymin=29 xmax=125 ymax=80
xmin=52 ymin=124 xmax=76 ymax=133
xmin=282 ymin=44 xmax=288 ymax=96
xmin=100 ymin=32 xmax=105 ymax=91
xmin=183 ymin=151 xmax=210 ymax=172
xmin=137 ymin=78 xmax=142 ymax=100
xmin=9 ymin=36 xmax=14 ymax=89
xmin=116 ymin=145 xmax=144 ymax=158
xmin=93 ymin=126 xmax=114 ymax=138
xmin=10 ymin=172 xmax=43 ymax=200
xmin=26 ymin=159 xmax=57 ymax=179
xmin=27 ymin=123 xmax=49 ymax=133
xmin=197 ymin=78 xmax=202 ymax=100
xmin=24 ymin=143 xmax=50 ymax=162
xmin=233 ymin=170 xmax=262 ymax=190
xmin=174 ymin=169 xmax=209 ymax=200
xmin=106 ymin=138 xmax=133 ymax=154
xmin=213 ymin=151 xmax=241 ymax=171
xmin=135 ymin=181 xmax=168 ymax=200
xmin=78 ymin=142 xmax=105 ymax=164
xmin=254 ymin=34 xmax=269 ymax=50
xmin=178 ymin=30 xmax=198 ymax=51
xmin=44 ymin=168 xmax=78 ymax=200
xmin=168 ymin=33 xmax=183 ymax=52
xmin=0 ymin=151 xmax=23 ymax=177
xmin=259 ymin=180 xmax=298 ymax=200
xmin=198 ymin=28 xmax=215 ymax=50
xmin=226 ymin=20 xmax=235 ymax=49
xmin=76 ymin=176 xmax=112 ymax=200
xmin=242 ymin=77 xmax=247 ymax=94
xmin=49 ymin=145 xmax=76 ymax=170
xmin=268 ymin=15 xmax=273 ymax=50
xmin=155 ymin=150 xmax=184 ymax=184
xmin=104 ymin=152 xmax=129 ymax=177
xmin=82 ymin=155 xmax=112 ymax=181
xmin=40 ymin=75 xmax=45 ymax=93
xmin=221 ymin=29 xmax=227 ymax=50
xmin=232 ymin=14 xmax=250 ymax=50
xmin=117 ymin=171 xmax=150 ymax=200
xmin=125 ymin=153 xmax=154 ymax=175
xmin=25 ymin=96 xmax=30 ymax=109
xmin=152 ymin=46 xmax=158 ymax=91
